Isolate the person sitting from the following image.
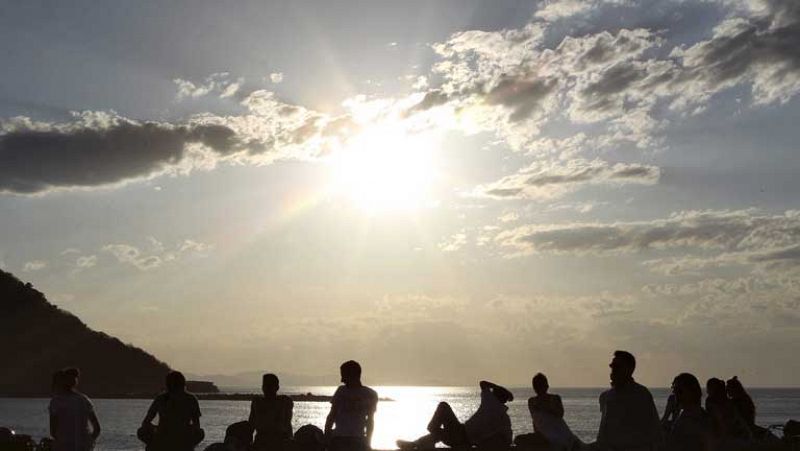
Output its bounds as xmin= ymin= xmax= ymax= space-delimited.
xmin=142 ymin=371 xmax=204 ymax=451
xmin=397 ymin=380 xmax=513 ymax=450
xmin=49 ymin=368 xmax=101 ymax=451
xmin=594 ymin=350 xmax=663 ymax=451
xmin=324 ymin=360 xmax=378 ymax=451
xmin=516 ymin=373 xmax=580 ymax=450
xmin=249 ymin=373 xmax=293 ymax=451
xmin=726 ymin=376 xmax=768 ymax=439
xmin=664 ymin=373 xmax=711 ymax=451
xmin=705 ymin=378 xmax=751 ymax=443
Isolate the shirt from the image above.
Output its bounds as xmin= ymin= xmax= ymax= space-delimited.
xmin=666 ymin=407 xmax=711 ymax=451
xmin=49 ymin=391 xmax=96 ymax=451
xmin=464 ymin=387 xmax=512 ymax=445
xmin=147 ymin=391 xmax=201 ymax=433
xmin=249 ymin=395 xmax=294 ymax=441
xmin=330 ymin=385 xmax=378 ymax=438
xmin=597 ymin=381 xmax=663 ymax=450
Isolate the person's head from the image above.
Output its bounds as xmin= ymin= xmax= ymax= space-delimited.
xmin=493 ymin=386 xmax=514 ymax=404
xmin=262 ymin=373 xmax=279 ymax=396
xmin=672 ymin=373 xmax=702 ymax=409
xmin=609 ymin=350 xmax=636 ymax=386
xmin=340 ymin=360 xmax=362 ymax=386
xmin=60 ymin=367 xmax=80 ymax=391
xmin=166 ymin=371 xmax=186 ymax=393
xmin=726 ymin=376 xmax=745 ymax=398
xmin=706 ymin=378 xmax=726 ymax=398
xmin=532 ymin=373 xmax=549 ymax=395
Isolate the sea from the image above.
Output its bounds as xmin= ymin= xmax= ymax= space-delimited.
xmin=2 ymin=387 xmax=799 ymax=450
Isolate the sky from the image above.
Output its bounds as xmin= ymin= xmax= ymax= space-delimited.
xmin=1 ymin=0 xmax=799 ymax=387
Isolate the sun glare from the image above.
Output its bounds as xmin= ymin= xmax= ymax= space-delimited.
xmin=329 ymin=124 xmax=439 ymax=213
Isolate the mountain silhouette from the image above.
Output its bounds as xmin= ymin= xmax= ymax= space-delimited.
xmin=0 ymin=269 xmax=182 ymax=396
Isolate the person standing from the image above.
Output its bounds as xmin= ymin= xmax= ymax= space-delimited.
xmin=324 ymin=361 xmax=378 ymax=451
xmin=142 ymin=371 xmax=204 ymax=451
xmin=249 ymin=373 xmax=293 ymax=450
xmin=49 ymin=368 xmax=101 ymax=451
xmin=595 ymin=351 xmax=663 ymax=451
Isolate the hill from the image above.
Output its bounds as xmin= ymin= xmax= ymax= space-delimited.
xmin=0 ymin=269 xmax=178 ymax=396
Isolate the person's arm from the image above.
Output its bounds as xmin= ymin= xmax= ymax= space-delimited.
xmin=646 ymin=392 xmax=665 ymax=446
xmin=248 ymin=399 xmax=256 ymax=425
xmin=49 ymin=413 xmax=57 ymax=439
xmin=89 ymin=411 xmax=101 ymax=440
xmin=324 ymin=399 xmax=338 ymax=438
xmin=191 ymin=396 xmax=201 ymax=429
xmin=553 ymin=394 xmax=565 ymax=418
xmin=365 ymin=394 xmax=377 ymax=450
xmin=285 ymin=398 xmax=294 ymax=437
xmin=366 ymin=409 xmax=375 ymax=449
xmin=142 ymin=398 xmax=158 ymax=426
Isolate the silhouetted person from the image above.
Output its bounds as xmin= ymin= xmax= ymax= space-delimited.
xmin=249 ymin=373 xmax=293 ymax=451
xmin=516 ymin=373 xmax=580 ymax=450
xmin=398 ymin=380 xmax=513 ymax=450
xmin=48 ymin=368 xmax=101 ymax=451
xmin=726 ymin=376 xmax=767 ymax=439
xmin=595 ymin=351 xmax=662 ymax=451
xmin=705 ymin=378 xmax=750 ymax=442
xmin=142 ymin=371 xmax=204 ymax=451
xmin=324 ymin=361 xmax=378 ymax=451
xmin=664 ymin=373 xmax=711 ymax=451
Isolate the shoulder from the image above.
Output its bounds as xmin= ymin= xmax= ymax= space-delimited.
xmin=363 ymin=386 xmax=378 ymax=400
xmin=278 ymin=395 xmax=293 ymax=406
xmin=77 ymin=392 xmax=94 ymax=408
xmin=633 ymin=382 xmax=654 ymax=398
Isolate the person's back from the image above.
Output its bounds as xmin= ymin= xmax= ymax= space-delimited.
xmin=329 ymin=384 xmax=378 ymax=438
xmin=596 ymin=351 xmax=662 ymax=451
xmin=325 ymin=361 xmax=378 ymax=451
xmin=464 ymin=381 xmax=513 ymax=446
xmin=142 ymin=371 xmax=202 ymax=451
xmin=50 ymin=391 xmax=96 ymax=451
xmin=706 ymin=378 xmax=751 ymax=442
xmin=665 ymin=373 xmax=712 ymax=451
xmin=249 ymin=373 xmax=293 ymax=449
xmin=48 ymin=368 xmax=100 ymax=451
xmin=151 ymin=391 xmax=201 ymax=432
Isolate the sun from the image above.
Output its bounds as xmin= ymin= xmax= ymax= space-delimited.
xmin=329 ymin=124 xmax=440 ymax=213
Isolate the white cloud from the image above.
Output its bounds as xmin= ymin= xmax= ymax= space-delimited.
xmin=22 ymin=260 xmax=47 ymax=272
xmin=269 ymin=72 xmax=284 ymax=84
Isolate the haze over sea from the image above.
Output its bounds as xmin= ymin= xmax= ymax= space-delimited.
xmin=2 ymin=386 xmax=799 ymax=450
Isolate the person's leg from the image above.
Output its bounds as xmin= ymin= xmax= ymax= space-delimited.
xmin=427 ymin=402 xmax=461 ymax=435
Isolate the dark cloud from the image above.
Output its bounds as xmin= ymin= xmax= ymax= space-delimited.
xmin=484 ymin=76 xmax=559 ymax=122
xmin=0 ymin=120 xmax=239 ymax=194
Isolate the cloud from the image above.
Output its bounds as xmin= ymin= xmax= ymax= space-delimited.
xmin=479 ymin=158 xmax=660 ymax=199
xmin=174 ymin=72 xmax=243 ymax=100
xmin=103 ymin=238 xmax=211 ymax=271
xmin=0 ymin=91 xmax=341 ymax=194
xmin=438 ymin=233 xmax=467 ymax=252
xmin=269 ymin=72 xmax=284 ymax=84
xmin=535 ymin=0 xmax=595 ymax=21
xmin=76 ymin=255 xmax=98 ymax=269
xmin=22 ymin=260 xmax=47 ymax=272
xmin=497 ymin=209 xmax=800 ymax=256
xmin=0 ymin=112 xmax=240 ymax=194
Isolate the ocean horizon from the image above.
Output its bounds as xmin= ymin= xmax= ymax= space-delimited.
xmin=2 ymin=386 xmax=799 ymax=450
